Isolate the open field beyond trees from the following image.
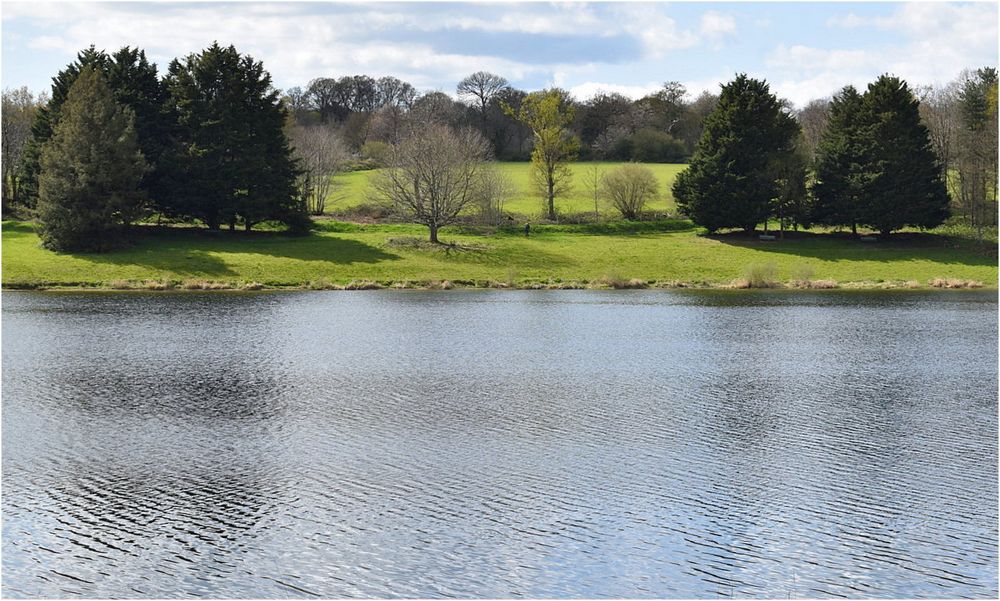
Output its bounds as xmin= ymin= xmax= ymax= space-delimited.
xmin=327 ymin=162 xmax=686 ymax=217
xmin=3 ymin=217 xmax=995 ymax=290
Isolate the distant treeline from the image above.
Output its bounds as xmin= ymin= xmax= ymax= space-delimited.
xmin=283 ymin=74 xmax=705 ymax=163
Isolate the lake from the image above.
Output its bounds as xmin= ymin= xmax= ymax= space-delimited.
xmin=2 ymin=290 xmax=997 ymax=598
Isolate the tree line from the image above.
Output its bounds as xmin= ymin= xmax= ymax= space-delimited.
xmin=285 ymin=72 xmax=711 ymax=163
xmin=674 ymin=71 xmax=997 ymax=237
xmin=1 ymin=42 xmax=995 ymax=249
xmin=4 ymin=44 xmax=304 ymax=250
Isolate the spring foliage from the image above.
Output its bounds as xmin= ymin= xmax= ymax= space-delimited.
xmin=505 ymin=89 xmax=580 ymax=220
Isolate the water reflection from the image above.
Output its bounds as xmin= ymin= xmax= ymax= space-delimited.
xmin=2 ymin=290 xmax=997 ymax=598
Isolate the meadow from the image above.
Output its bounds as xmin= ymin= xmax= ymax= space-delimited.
xmin=327 ymin=162 xmax=686 ymax=217
xmin=3 ymin=218 xmax=995 ymax=290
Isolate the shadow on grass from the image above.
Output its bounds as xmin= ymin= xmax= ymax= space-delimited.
xmin=709 ymin=230 xmax=998 ymax=267
xmin=58 ymin=225 xmax=402 ymax=277
xmin=2 ymin=221 xmax=37 ymax=237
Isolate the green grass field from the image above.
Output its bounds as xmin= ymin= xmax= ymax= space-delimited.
xmin=3 ymin=219 xmax=995 ymax=290
xmin=328 ymin=162 xmax=687 ymax=217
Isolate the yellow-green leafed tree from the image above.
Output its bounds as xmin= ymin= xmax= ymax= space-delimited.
xmin=505 ymin=89 xmax=579 ymax=220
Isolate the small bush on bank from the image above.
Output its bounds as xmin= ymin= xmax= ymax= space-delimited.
xmin=734 ymin=263 xmax=780 ymax=288
xmin=599 ymin=272 xmax=648 ymax=289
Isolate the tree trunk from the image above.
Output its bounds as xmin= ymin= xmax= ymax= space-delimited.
xmin=547 ymin=178 xmax=556 ymax=221
xmin=207 ymin=216 xmax=220 ymax=230
xmin=851 ymin=222 xmax=857 ymax=236
xmin=880 ymin=227 xmax=891 ymax=238
xmin=245 ymin=221 xmax=252 ymax=232
xmin=429 ymin=223 xmax=439 ymax=244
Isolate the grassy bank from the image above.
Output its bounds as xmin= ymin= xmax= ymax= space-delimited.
xmin=3 ymin=220 xmax=995 ymax=290
xmin=328 ymin=162 xmax=686 ymax=217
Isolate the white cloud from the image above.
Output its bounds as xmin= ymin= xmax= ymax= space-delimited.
xmin=9 ymin=2 xmax=549 ymax=92
xmin=773 ymin=3 xmax=997 ymax=106
xmin=832 ymin=2 xmax=997 ymax=45
xmin=766 ymin=45 xmax=874 ymax=74
xmin=700 ymin=11 xmax=736 ymax=40
xmin=613 ymin=4 xmax=700 ymax=58
xmin=5 ymin=1 xmax=994 ymax=108
xmin=825 ymin=14 xmax=869 ymax=29
xmin=825 ymin=3 xmax=997 ymax=82
xmin=568 ymin=81 xmax=663 ymax=102
xmin=441 ymin=4 xmax=605 ymax=36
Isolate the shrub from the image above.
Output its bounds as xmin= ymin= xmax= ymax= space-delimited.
xmin=929 ymin=278 xmax=984 ymax=288
xmin=600 ymin=164 xmax=660 ymax=220
xmin=599 ymin=272 xmax=648 ymax=289
xmin=738 ymin=263 xmax=780 ymax=288
xmin=360 ymin=141 xmax=392 ymax=167
xmin=628 ymin=128 xmax=687 ymax=162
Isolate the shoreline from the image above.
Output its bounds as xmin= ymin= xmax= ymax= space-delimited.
xmin=3 ymin=277 xmax=992 ymax=292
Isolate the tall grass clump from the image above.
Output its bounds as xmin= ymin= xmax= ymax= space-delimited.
xmin=598 ymin=271 xmax=648 ymax=289
xmin=733 ymin=263 xmax=780 ymax=288
xmin=928 ymin=278 xmax=984 ymax=289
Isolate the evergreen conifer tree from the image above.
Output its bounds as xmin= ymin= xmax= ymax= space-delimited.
xmin=811 ymin=86 xmax=865 ymax=233
xmin=18 ymin=46 xmax=165 ymax=208
xmin=37 ymin=67 xmax=147 ymax=251
xmin=673 ymin=74 xmax=799 ymax=233
xmin=856 ymin=75 xmax=949 ymax=236
xmin=160 ymin=43 xmax=303 ymax=231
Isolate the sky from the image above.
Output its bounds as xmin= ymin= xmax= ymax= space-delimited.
xmin=2 ymin=1 xmax=997 ymax=108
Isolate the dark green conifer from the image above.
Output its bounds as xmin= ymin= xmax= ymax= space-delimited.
xmin=857 ymin=75 xmax=949 ymax=236
xmin=37 ymin=67 xmax=147 ymax=251
xmin=160 ymin=43 xmax=303 ymax=231
xmin=19 ymin=46 xmax=165 ymax=208
xmin=811 ymin=86 xmax=865 ymax=233
xmin=673 ymin=74 xmax=799 ymax=233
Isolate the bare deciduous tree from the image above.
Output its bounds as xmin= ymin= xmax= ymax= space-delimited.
xmin=410 ymin=91 xmax=463 ymax=127
xmin=600 ymin=163 xmax=659 ymax=220
xmin=476 ymin=166 xmax=514 ymax=226
xmin=369 ymin=104 xmax=408 ymax=144
xmin=305 ymin=78 xmax=342 ymax=123
xmin=457 ymin=71 xmax=510 ymax=115
xmin=288 ymin=124 xmax=350 ymax=215
xmin=916 ymin=82 xmax=959 ymax=181
xmin=372 ymin=123 xmax=493 ymax=243
xmin=2 ymin=87 xmax=44 ymax=209
xmin=376 ymin=76 xmax=416 ymax=109
xmin=796 ymin=98 xmax=830 ymax=159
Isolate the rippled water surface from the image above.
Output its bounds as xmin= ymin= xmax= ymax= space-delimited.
xmin=2 ymin=290 xmax=997 ymax=598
